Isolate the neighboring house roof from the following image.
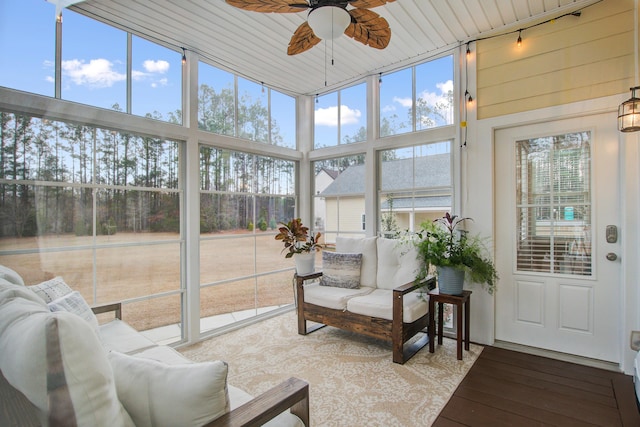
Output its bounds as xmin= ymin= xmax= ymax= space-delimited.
xmin=380 ymin=195 xmax=451 ymax=210
xmin=320 ymin=154 xmax=451 ymax=197
xmin=318 ymin=168 xmax=339 ymax=180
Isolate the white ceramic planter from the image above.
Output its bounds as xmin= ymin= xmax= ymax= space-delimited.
xmin=295 ymin=252 xmax=315 ymax=275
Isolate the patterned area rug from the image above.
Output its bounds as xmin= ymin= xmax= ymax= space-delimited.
xmin=179 ymin=311 xmax=482 ymax=427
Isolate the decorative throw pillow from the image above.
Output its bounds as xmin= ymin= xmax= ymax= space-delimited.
xmin=48 ymin=291 xmax=100 ymax=334
xmin=336 ymin=236 xmax=377 ymax=287
xmin=320 ymin=252 xmax=363 ymax=289
xmin=107 ymin=351 xmax=230 ymax=427
xmin=29 ymin=276 xmax=73 ymax=303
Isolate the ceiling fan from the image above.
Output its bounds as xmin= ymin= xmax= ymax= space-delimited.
xmin=225 ymin=0 xmax=396 ymax=55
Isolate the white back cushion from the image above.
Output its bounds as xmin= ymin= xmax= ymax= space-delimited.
xmin=336 ymin=236 xmax=377 ymax=287
xmin=376 ymin=237 xmax=420 ymax=290
xmin=0 ymin=265 xmax=25 ymax=286
xmin=0 ymin=290 xmax=133 ymax=426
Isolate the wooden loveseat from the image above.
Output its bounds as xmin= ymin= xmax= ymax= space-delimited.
xmin=0 ymin=265 xmax=309 ymax=427
xmin=295 ymin=236 xmax=435 ymax=364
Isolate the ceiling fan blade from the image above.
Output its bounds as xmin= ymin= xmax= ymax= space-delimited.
xmin=288 ymin=22 xmax=321 ymax=55
xmin=225 ymin=0 xmax=308 ymax=13
xmin=344 ymin=8 xmax=391 ymax=49
xmin=348 ymin=0 xmax=395 ymax=8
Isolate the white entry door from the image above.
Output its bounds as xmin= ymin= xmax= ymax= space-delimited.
xmin=494 ymin=113 xmax=621 ymax=363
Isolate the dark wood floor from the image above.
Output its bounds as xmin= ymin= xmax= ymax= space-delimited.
xmin=434 ymin=346 xmax=640 ymax=427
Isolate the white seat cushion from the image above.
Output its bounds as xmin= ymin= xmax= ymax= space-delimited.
xmin=376 ymin=237 xmax=421 ymax=290
xmin=304 ymin=282 xmax=374 ymax=310
xmin=133 ymin=344 xmax=192 ymax=365
xmin=99 ymin=319 xmax=158 ymax=354
xmin=347 ymin=288 xmax=428 ymax=322
xmin=336 ymin=236 xmax=378 ymax=288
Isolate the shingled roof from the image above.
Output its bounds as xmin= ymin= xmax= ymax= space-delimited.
xmin=320 ymin=154 xmax=451 ymax=196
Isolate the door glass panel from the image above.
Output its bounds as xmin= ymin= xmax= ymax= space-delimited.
xmin=516 ymin=132 xmax=592 ymax=275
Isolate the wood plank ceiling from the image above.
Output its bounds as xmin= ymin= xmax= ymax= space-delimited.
xmin=73 ymin=0 xmax=600 ymax=96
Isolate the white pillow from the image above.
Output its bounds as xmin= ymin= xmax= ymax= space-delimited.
xmin=48 ymin=291 xmax=100 ymax=333
xmin=376 ymin=237 xmax=420 ymax=290
xmin=0 ymin=297 xmax=134 ymax=427
xmin=29 ymin=276 xmax=73 ymax=303
xmin=336 ymin=236 xmax=377 ymax=287
xmin=320 ymin=252 xmax=363 ymax=289
xmin=108 ymin=351 xmax=230 ymax=427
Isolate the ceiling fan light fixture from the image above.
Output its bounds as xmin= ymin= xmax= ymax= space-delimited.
xmin=307 ymin=6 xmax=351 ymax=40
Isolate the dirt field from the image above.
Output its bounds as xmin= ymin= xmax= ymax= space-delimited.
xmin=0 ymin=231 xmax=314 ymax=331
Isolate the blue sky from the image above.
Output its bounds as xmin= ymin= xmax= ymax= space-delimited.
xmin=1 ymin=0 xmax=453 ymax=149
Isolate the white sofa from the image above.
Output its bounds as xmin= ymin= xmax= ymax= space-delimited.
xmin=0 ymin=265 xmax=308 ymax=427
xmin=295 ymin=236 xmax=435 ymax=364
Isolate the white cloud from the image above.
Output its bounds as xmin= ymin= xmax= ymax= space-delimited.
xmin=132 ymin=70 xmax=146 ymax=81
xmin=382 ymin=104 xmax=396 ymax=113
xmin=315 ymin=105 xmax=362 ymax=127
xmin=143 ymin=60 xmax=169 ymax=73
xmin=417 ymin=79 xmax=453 ymax=105
xmin=61 ymin=58 xmax=125 ymax=88
xmin=393 ymin=96 xmax=413 ymax=108
xmin=151 ymin=78 xmax=168 ymax=88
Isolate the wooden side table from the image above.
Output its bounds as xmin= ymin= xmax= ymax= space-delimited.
xmin=428 ymin=289 xmax=472 ymax=360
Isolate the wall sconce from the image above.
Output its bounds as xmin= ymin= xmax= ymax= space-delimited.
xmin=618 ymin=86 xmax=640 ymax=132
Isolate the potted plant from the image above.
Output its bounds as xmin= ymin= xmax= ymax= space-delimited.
xmin=274 ymin=218 xmax=323 ymax=275
xmin=415 ymin=213 xmax=498 ymax=295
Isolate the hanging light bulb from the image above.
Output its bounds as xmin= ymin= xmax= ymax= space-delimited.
xmin=517 ymin=30 xmax=522 ymax=48
xmin=618 ymin=86 xmax=640 ymax=132
xmin=378 ymin=73 xmax=382 ymax=87
xmin=466 ymin=43 xmax=471 ymax=58
xmin=181 ymin=48 xmax=186 ymax=65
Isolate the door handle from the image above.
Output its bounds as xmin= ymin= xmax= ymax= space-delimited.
xmin=606 ymin=252 xmax=617 ymax=261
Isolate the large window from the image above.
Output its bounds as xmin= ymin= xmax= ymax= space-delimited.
xmin=380 ymin=55 xmax=454 ymax=137
xmin=379 ymin=142 xmax=452 ymax=235
xmin=0 ymin=0 xmax=55 ymax=96
xmin=516 ymin=132 xmax=592 ymax=275
xmin=313 ymin=154 xmax=366 ymax=244
xmin=198 ymin=63 xmax=296 ymax=148
xmin=199 ymin=147 xmax=296 ymax=331
xmin=314 ymin=82 xmax=366 ymax=149
xmin=1 ymin=1 xmax=183 ymax=123
xmin=0 ymin=113 xmax=183 ymax=336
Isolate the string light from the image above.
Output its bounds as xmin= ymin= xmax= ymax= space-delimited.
xmin=466 ymin=42 xmax=471 ymax=58
xmin=315 ymin=94 xmax=319 ymax=104
xmin=261 ymin=82 xmax=265 ymax=93
xmin=378 ymin=73 xmax=382 ymax=87
xmin=181 ymin=47 xmax=186 ymax=65
xmin=516 ymin=30 xmax=522 ymax=48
